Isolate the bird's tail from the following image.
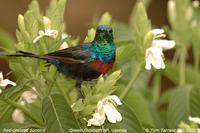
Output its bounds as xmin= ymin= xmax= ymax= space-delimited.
xmin=8 ymin=51 xmax=49 ymax=60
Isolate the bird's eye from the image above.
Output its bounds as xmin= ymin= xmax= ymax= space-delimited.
xmin=108 ymin=29 xmax=113 ymax=34
xmin=96 ymin=30 xmax=100 ymax=34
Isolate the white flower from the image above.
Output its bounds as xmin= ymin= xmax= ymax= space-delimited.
xmin=12 ymin=89 xmax=37 ymax=123
xmin=193 ymin=0 xmax=200 ymax=8
xmin=177 ymin=129 xmax=183 ymax=133
xmin=145 ymin=29 xmax=175 ymax=70
xmin=189 ymin=116 xmax=200 ymax=124
xmin=33 ymin=29 xmax=58 ymax=43
xmin=19 ymin=90 xmax=38 ymax=104
xmin=87 ymin=95 xmax=122 ymax=126
xmin=12 ymin=108 xmax=25 ymax=124
xmin=59 ymin=33 xmax=69 ymax=50
xmin=0 ymin=72 xmax=16 ymax=93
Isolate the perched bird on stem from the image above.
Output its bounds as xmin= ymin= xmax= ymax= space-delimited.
xmin=10 ymin=25 xmax=116 ymax=98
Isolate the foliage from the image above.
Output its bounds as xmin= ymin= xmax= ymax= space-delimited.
xmin=0 ymin=0 xmax=200 ymax=133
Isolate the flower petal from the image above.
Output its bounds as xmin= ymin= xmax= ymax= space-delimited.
xmin=145 ymin=58 xmax=152 ymax=70
xmin=33 ymin=35 xmax=43 ymax=43
xmin=33 ymin=29 xmax=58 ymax=43
xmin=145 ymin=47 xmax=165 ymax=70
xmin=12 ymin=109 xmax=25 ymax=124
xmin=152 ymin=40 xmax=175 ymax=50
xmin=87 ymin=112 xmax=106 ymax=126
xmin=103 ymin=102 xmax=122 ymax=123
xmin=0 ymin=79 xmax=16 ymax=87
xmin=107 ymin=95 xmax=122 ymax=106
xmin=20 ymin=91 xmax=37 ymax=104
xmin=189 ymin=116 xmax=200 ymax=124
xmin=59 ymin=42 xmax=68 ymax=50
xmin=150 ymin=29 xmax=164 ymax=36
xmin=44 ymin=29 xmax=58 ymax=39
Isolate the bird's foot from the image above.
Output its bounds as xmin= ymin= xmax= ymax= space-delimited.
xmin=76 ymin=80 xmax=85 ymax=99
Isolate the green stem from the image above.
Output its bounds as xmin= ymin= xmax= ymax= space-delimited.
xmin=194 ymin=47 xmax=199 ymax=86
xmin=152 ymin=73 xmax=161 ymax=104
xmin=120 ymin=62 xmax=141 ymax=99
xmin=5 ymin=99 xmax=44 ymax=126
xmin=179 ymin=46 xmax=187 ymax=86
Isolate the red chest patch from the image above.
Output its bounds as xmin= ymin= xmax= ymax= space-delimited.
xmin=89 ymin=59 xmax=114 ymax=74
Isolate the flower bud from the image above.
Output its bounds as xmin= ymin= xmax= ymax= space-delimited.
xmin=12 ymin=109 xmax=25 ymax=124
xmin=143 ymin=31 xmax=154 ymax=48
xmin=43 ymin=16 xmax=51 ymax=29
xmin=168 ymin=0 xmax=176 ymax=26
xmin=18 ymin=14 xmax=25 ymax=31
xmin=84 ymin=28 xmax=96 ymax=43
xmin=99 ymin=12 xmax=112 ymax=25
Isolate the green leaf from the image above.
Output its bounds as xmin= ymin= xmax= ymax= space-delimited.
xmin=0 ymin=29 xmax=16 ymax=52
xmin=28 ymin=0 xmax=42 ymax=20
xmin=167 ymin=0 xmax=192 ymax=46
xmin=42 ymin=94 xmax=80 ymax=133
xmin=167 ymin=86 xmax=192 ymax=128
xmin=0 ymin=80 xmax=29 ymax=123
xmin=24 ymin=11 xmax=39 ymax=40
xmin=125 ymin=91 xmax=154 ymax=127
xmin=103 ymin=102 xmax=144 ymax=133
xmin=94 ymin=70 xmax=121 ymax=95
xmin=118 ymin=102 xmax=145 ymax=133
xmin=84 ymin=28 xmax=96 ymax=43
xmin=116 ymin=43 xmax=136 ymax=63
xmin=46 ymin=0 xmax=67 ymax=31
xmin=138 ymin=0 xmax=152 ymax=7
xmin=163 ymin=62 xmax=200 ymax=88
xmin=190 ymin=87 xmax=200 ymax=117
xmin=113 ymin=22 xmax=134 ymax=43
xmin=121 ymin=89 xmax=154 ymax=128
xmin=130 ymin=2 xmax=151 ymax=42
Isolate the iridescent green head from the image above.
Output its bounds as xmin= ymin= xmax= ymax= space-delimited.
xmin=92 ymin=25 xmax=116 ymax=63
xmin=94 ymin=25 xmax=113 ymax=44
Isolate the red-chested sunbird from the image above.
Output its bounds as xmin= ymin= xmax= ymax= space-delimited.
xmin=10 ymin=25 xmax=116 ymax=98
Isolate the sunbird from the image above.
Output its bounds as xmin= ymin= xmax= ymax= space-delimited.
xmin=11 ymin=25 xmax=116 ymax=97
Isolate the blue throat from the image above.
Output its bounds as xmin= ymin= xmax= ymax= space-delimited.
xmin=91 ymin=41 xmax=116 ymax=63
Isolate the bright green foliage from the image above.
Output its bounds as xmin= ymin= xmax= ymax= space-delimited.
xmin=42 ymin=94 xmax=80 ymax=133
xmin=84 ymin=28 xmax=96 ymax=43
xmin=71 ymin=70 xmax=121 ymax=116
xmin=0 ymin=0 xmax=200 ymax=132
xmin=168 ymin=0 xmax=192 ymax=46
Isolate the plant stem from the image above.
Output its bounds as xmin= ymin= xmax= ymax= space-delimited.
xmin=120 ymin=62 xmax=141 ymax=100
xmin=194 ymin=47 xmax=199 ymax=86
xmin=152 ymin=73 xmax=161 ymax=104
xmin=179 ymin=46 xmax=187 ymax=86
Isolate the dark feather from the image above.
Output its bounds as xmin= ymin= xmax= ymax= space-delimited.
xmin=46 ymin=46 xmax=91 ymax=64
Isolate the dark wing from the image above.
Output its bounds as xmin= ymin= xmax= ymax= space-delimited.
xmin=46 ymin=45 xmax=92 ymax=64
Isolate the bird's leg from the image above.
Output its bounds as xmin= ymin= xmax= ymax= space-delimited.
xmin=75 ymin=80 xmax=85 ymax=98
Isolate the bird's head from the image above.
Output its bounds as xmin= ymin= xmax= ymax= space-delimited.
xmin=94 ymin=25 xmax=114 ymax=44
